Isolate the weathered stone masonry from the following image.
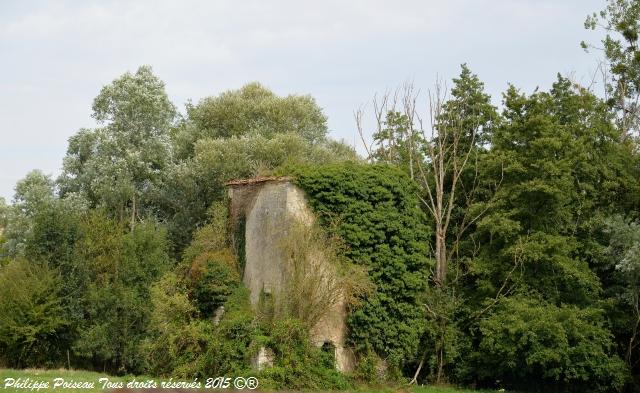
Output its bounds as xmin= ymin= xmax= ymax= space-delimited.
xmin=227 ymin=177 xmax=354 ymax=372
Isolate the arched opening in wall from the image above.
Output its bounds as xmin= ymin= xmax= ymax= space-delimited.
xmin=257 ymin=290 xmax=275 ymax=321
xmin=320 ymin=341 xmax=336 ymax=369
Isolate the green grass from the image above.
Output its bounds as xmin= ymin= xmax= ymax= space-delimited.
xmin=353 ymin=387 xmax=499 ymax=393
xmin=413 ymin=388 xmax=499 ymax=393
xmin=0 ymin=369 xmax=503 ymax=392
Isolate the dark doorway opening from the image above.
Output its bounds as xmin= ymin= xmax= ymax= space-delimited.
xmin=320 ymin=341 xmax=336 ymax=369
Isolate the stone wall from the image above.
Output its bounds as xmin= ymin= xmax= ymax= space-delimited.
xmin=227 ymin=177 xmax=354 ymax=372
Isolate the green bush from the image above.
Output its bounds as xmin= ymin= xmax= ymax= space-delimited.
xmin=180 ymin=202 xmax=241 ymax=316
xmin=197 ymin=287 xmax=257 ymax=376
xmin=0 ymin=259 xmax=68 ymax=368
xmin=189 ymin=249 xmax=240 ymax=316
xmin=145 ymin=266 xmax=351 ymax=389
xmin=143 ymin=202 xmax=256 ymax=378
xmin=259 ymin=318 xmax=352 ymax=390
xmin=476 ymin=296 xmax=627 ymax=392
xmin=143 ymin=277 xmax=256 ymax=378
xmin=141 ymin=271 xmax=211 ymax=377
xmin=353 ymin=350 xmax=386 ymax=384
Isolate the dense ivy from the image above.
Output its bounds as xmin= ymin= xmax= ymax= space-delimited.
xmin=290 ymin=163 xmax=432 ymax=371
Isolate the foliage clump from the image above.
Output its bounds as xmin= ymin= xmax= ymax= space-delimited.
xmin=176 ymin=82 xmax=329 ymax=158
xmin=0 ymin=259 xmax=68 ymax=368
xmin=477 ymin=296 xmax=627 ymax=392
xmin=289 ymin=163 xmax=432 ymax=373
xmin=258 ymin=318 xmax=352 ymax=390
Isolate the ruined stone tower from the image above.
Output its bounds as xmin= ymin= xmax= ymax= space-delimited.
xmin=227 ymin=177 xmax=354 ymax=372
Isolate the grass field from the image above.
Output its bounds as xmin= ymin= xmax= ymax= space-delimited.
xmin=0 ymin=369 xmax=503 ymax=392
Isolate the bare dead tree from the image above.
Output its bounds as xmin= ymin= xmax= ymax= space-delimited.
xmin=360 ymin=80 xmax=485 ymax=284
xmin=581 ymin=42 xmax=640 ymax=140
xmin=356 ymin=79 xmax=510 ymax=385
xmin=354 ymin=107 xmax=373 ymax=160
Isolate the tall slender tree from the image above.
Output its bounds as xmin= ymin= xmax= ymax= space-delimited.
xmin=358 ymin=65 xmax=502 ymax=383
xmin=58 ymin=66 xmax=176 ymax=230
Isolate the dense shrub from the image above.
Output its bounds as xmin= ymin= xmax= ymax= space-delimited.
xmin=476 ymin=296 xmax=627 ymax=392
xmin=23 ymin=201 xmax=87 ymax=357
xmin=196 ymin=287 xmax=257 ymax=376
xmin=189 ymin=249 xmax=240 ymax=316
xmin=0 ymin=259 xmax=68 ymax=368
xmin=259 ymin=318 xmax=352 ymax=390
xmin=144 ymin=200 xmax=354 ymax=389
xmin=179 ymin=202 xmax=242 ymax=317
xmin=141 ymin=271 xmax=210 ymax=377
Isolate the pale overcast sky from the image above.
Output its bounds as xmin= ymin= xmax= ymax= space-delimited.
xmin=0 ymin=0 xmax=605 ymax=201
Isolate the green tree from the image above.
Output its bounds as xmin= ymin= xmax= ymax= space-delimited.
xmin=173 ymin=82 xmax=328 ymax=159
xmin=477 ymin=76 xmax=635 ymax=306
xmin=364 ymin=65 xmax=500 ymax=383
xmin=463 ymin=76 xmax=636 ymax=391
xmin=1 ymin=170 xmax=55 ymax=258
xmin=13 ymin=170 xmax=55 ymax=217
xmin=1 ymin=172 xmax=93 ymax=368
xmin=73 ymin=213 xmax=171 ymax=374
xmin=584 ymin=0 xmax=640 ymax=137
xmin=24 ymin=199 xmax=86 ymax=357
xmin=0 ymin=197 xmax=6 ymax=264
xmin=58 ymin=66 xmax=177 ymax=230
xmin=361 ymin=69 xmax=637 ymax=390
xmin=477 ymin=296 xmax=626 ymax=392
xmin=0 ymin=197 xmax=6 ymax=225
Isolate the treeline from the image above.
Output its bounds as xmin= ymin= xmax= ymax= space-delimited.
xmin=366 ymin=68 xmax=640 ymax=392
xmin=1 ymin=1 xmax=640 ymax=391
